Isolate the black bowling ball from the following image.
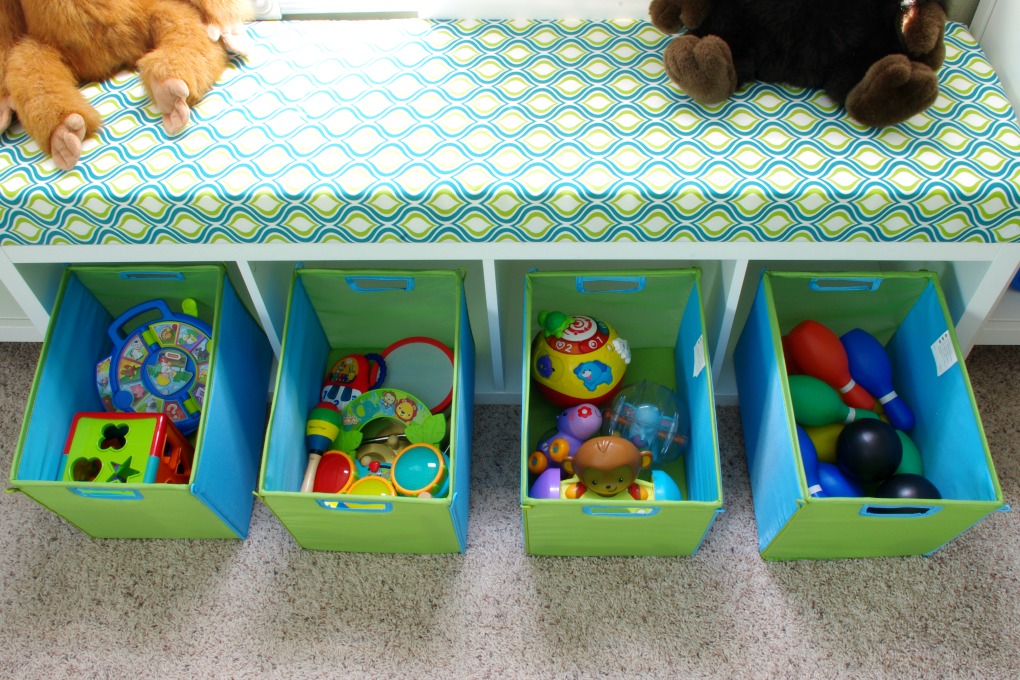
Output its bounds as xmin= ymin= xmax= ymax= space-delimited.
xmin=876 ymin=473 xmax=942 ymax=500
xmin=836 ymin=418 xmax=902 ymax=483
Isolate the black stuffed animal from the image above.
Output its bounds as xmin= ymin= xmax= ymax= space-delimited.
xmin=649 ymin=0 xmax=947 ymax=127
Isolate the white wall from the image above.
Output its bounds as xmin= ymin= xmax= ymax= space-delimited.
xmin=258 ymin=0 xmax=982 ymax=22
xmin=971 ymin=0 xmax=1020 ymax=123
xmin=259 ymin=1 xmax=662 ymax=20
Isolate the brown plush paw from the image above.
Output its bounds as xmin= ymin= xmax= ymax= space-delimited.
xmin=901 ymin=1 xmax=946 ymax=70
xmin=50 ymin=114 xmax=87 ymax=171
xmin=152 ymin=78 xmax=192 ymax=135
xmin=845 ymin=54 xmax=939 ymax=127
xmin=663 ymin=34 xmax=737 ymax=105
xmin=649 ymin=0 xmax=713 ymax=32
xmin=901 ymin=1 xmax=946 ymax=54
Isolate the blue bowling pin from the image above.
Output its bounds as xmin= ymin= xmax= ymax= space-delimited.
xmin=840 ymin=328 xmax=916 ymax=431
xmin=796 ymin=425 xmax=824 ymax=497
xmin=817 ymin=461 xmax=865 ymax=497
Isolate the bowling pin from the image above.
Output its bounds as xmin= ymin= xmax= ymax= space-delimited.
xmin=894 ymin=430 xmax=924 ymax=476
xmin=817 ymin=461 xmax=864 ymax=497
xmin=782 ymin=335 xmax=803 ymax=376
xmin=840 ymin=328 xmax=916 ymax=431
xmin=788 ymin=374 xmax=880 ymax=427
xmin=786 ymin=320 xmax=876 ymax=411
xmin=796 ymin=425 xmax=824 ymax=497
xmin=803 ymin=422 xmax=842 ymax=463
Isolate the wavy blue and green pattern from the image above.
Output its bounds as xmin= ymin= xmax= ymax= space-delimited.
xmin=0 ymin=20 xmax=1018 ymax=245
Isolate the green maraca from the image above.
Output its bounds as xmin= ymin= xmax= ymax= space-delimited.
xmin=788 ymin=374 xmax=880 ymax=427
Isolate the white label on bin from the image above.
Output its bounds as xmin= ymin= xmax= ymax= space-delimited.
xmin=931 ymin=331 xmax=957 ymax=376
xmin=693 ymin=335 xmax=706 ymax=378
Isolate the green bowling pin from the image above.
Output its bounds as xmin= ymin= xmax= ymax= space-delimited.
xmin=789 ymin=374 xmax=880 ymax=427
xmin=894 ymin=430 xmax=924 ymax=476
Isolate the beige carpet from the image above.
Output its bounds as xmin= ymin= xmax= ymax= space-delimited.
xmin=0 ymin=341 xmax=1017 ymax=679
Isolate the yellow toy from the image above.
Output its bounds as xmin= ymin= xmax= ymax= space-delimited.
xmin=0 ymin=0 xmax=253 ymax=170
xmin=531 ymin=310 xmax=631 ymax=407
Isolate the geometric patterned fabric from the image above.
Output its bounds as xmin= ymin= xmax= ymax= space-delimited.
xmin=0 ymin=20 xmax=1018 ymax=245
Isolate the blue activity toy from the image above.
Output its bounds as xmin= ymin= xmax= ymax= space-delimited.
xmin=96 ymin=298 xmax=211 ymax=436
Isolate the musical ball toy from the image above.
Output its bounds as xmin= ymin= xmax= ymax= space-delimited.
xmin=876 ymin=473 xmax=942 ymax=500
xmin=603 ymin=380 xmax=689 ymax=468
xmin=836 ymin=418 xmax=903 ymax=483
xmin=531 ymin=310 xmax=631 ymax=408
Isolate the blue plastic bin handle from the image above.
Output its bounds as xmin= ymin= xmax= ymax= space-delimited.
xmin=344 ymin=276 xmax=414 ymax=293
xmin=809 ymin=277 xmax=882 ymax=292
xmin=108 ymin=298 xmax=173 ymax=344
xmin=859 ymin=504 xmax=943 ymax=518
xmin=68 ymin=487 xmax=144 ymax=500
xmin=582 ymin=505 xmax=660 ymax=517
xmin=118 ymin=272 xmax=185 ymax=281
xmin=576 ymin=276 xmax=646 ymax=294
xmin=316 ymin=498 xmax=394 ymax=513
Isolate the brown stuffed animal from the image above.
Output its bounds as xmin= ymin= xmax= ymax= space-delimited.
xmin=649 ymin=0 xmax=947 ymax=127
xmin=0 ymin=0 xmax=252 ymax=170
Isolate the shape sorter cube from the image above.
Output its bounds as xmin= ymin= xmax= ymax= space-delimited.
xmin=61 ymin=413 xmax=195 ymax=485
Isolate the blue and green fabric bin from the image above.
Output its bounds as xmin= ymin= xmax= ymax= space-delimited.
xmin=8 ymin=264 xmax=273 ymax=539
xmin=258 ymin=268 xmax=474 ymax=554
xmin=734 ymin=270 xmax=1007 ymax=560
xmin=520 ymin=269 xmax=723 ymax=556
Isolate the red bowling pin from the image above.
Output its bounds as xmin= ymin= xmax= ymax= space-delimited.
xmin=840 ymin=328 xmax=916 ymax=431
xmin=786 ymin=320 xmax=876 ymax=411
xmin=782 ymin=335 xmax=803 ymax=375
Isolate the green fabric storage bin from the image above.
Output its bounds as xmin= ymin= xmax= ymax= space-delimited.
xmin=7 ymin=265 xmax=273 ymax=539
xmin=258 ymin=269 xmax=475 ymax=553
xmin=734 ymin=270 xmax=1007 ymax=560
xmin=521 ymin=269 xmax=723 ymax=556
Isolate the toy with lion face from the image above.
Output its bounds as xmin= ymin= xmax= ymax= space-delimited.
xmin=0 ymin=0 xmax=252 ymax=170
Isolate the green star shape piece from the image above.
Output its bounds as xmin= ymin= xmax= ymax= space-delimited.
xmin=107 ymin=456 xmax=140 ymax=483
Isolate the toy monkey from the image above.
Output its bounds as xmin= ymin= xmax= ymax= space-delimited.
xmin=649 ymin=0 xmax=947 ymax=127
xmin=563 ymin=435 xmax=653 ymax=500
xmin=0 ymin=0 xmax=253 ymax=170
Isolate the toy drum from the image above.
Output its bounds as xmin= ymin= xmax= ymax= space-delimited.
xmin=347 ymin=475 xmax=396 ymax=496
xmin=391 ymin=443 xmax=449 ymax=498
